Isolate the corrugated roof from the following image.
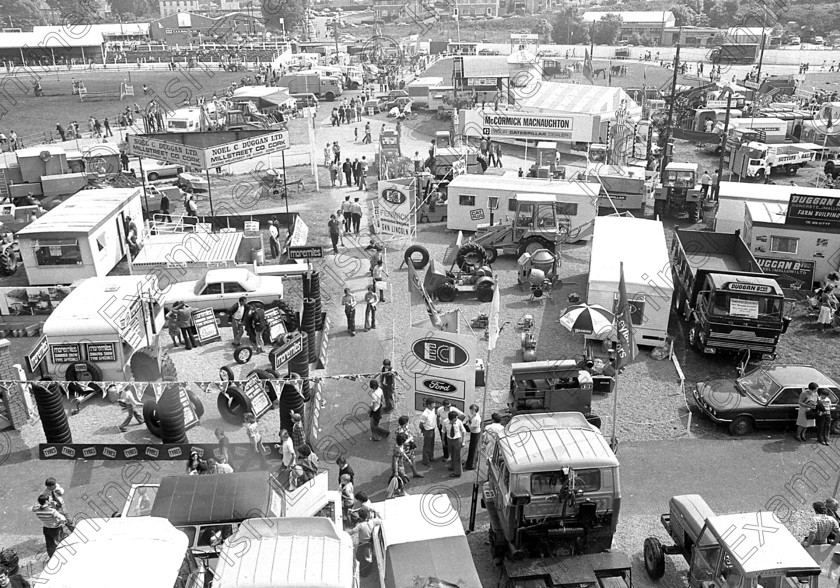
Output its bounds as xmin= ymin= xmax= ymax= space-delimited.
xmin=17 ymin=188 xmax=138 ymax=235
xmin=582 ymin=10 xmax=674 ymax=23
xmin=32 ymin=23 xmax=150 ymax=36
xmin=133 ymin=232 xmax=243 ymax=265
xmin=519 ymin=82 xmax=639 ymax=115
xmin=0 ymin=29 xmax=104 ymax=49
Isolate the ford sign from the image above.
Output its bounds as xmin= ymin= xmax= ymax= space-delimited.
xmin=381 ymin=188 xmax=407 ymax=206
xmin=412 ymin=338 xmax=469 ymax=368
xmin=423 ymin=379 xmax=457 ymax=393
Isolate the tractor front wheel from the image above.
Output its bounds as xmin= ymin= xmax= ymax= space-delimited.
xmin=436 ymin=282 xmax=457 ymax=302
xmin=644 ymin=537 xmax=666 ymax=579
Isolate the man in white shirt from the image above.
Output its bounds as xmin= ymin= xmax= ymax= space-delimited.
xmin=280 ymin=429 xmax=296 ymax=471
xmin=341 ymin=288 xmax=357 ymax=336
xmin=419 ymin=398 xmax=437 ymax=466
xmin=372 ymin=260 xmax=388 ymax=302
xmin=484 ymin=412 xmax=505 ymax=460
xmin=445 ymin=411 xmax=467 ymax=477
xmin=350 ymin=197 xmax=363 ymax=235
xmin=436 ymin=400 xmax=465 ymax=462
xmin=229 ymin=296 xmax=246 ymax=347
xmin=369 ymin=380 xmax=391 ymax=441
xmin=268 ymin=219 xmax=280 ymax=258
xmin=464 ymin=404 xmax=482 ymax=471
xmin=340 ymin=196 xmax=353 ymax=234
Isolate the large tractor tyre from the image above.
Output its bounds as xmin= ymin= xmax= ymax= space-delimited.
xmin=404 ymin=245 xmax=430 ymax=270
xmin=234 ymin=345 xmax=253 ymax=364
xmin=216 ymin=385 xmax=248 ymax=425
xmin=186 ymin=390 xmax=205 ymax=418
xmin=157 ymin=384 xmax=188 ymax=444
xmin=65 ymin=360 xmax=103 ymax=383
xmin=436 ymin=282 xmax=457 ymax=302
xmin=31 ymin=384 xmax=72 ymax=444
xmin=0 ymin=247 xmax=16 ymax=276
xmin=643 ymin=537 xmax=666 ymax=579
xmin=477 ymin=286 xmax=495 ymax=303
xmin=787 ymin=164 xmax=798 ymax=176
xmin=143 ymin=400 xmax=164 ymax=439
xmin=689 ymin=202 xmax=701 ymax=224
xmin=517 ymin=236 xmax=551 ymax=258
xmin=129 ymin=347 xmax=177 ymax=382
xmin=483 ymin=246 xmax=498 ymax=264
xmin=455 ymin=243 xmax=487 ymax=271
xmin=825 ymin=160 xmax=838 ymax=178
xmin=248 ymin=369 xmax=279 ymax=403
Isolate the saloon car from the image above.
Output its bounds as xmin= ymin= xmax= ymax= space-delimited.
xmin=693 ymin=365 xmax=840 ymax=436
xmin=178 ymin=172 xmax=209 ymax=193
xmin=139 ymin=160 xmax=184 ymax=182
xmin=164 ymin=268 xmax=283 ymax=312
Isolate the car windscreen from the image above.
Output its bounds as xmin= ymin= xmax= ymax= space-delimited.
xmin=530 ymin=468 xmax=601 ymax=496
xmin=738 ymin=370 xmax=780 ymax=404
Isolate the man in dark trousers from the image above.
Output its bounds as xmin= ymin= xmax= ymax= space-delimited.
xmin=341 ymin=196 xmax=353 ymax=234
xmin=342 ymin=158 xmax=353 ymax=187
xmin=56 ymin=123 xmax=66 ymax=142
xmin=175 ymin=302 xmax=197 ymax=350
xmin=30 ymin=494 xmax=66 ymax=558
xmin=228 ymin=296 xmax=246 ymax=346
xmin=159 ymin=191 xmax=171 ymax=223
xmin=352 ymin=158 xmax=362 ymax=187
xmin=247 ymin=304 xmax=267 ymax=353
xmin=120 ymin=150 xmax=129 ymax=172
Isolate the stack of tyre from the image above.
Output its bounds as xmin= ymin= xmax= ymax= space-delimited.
xmin=144 ymin=384 xmax=204 ymax=440
xmin=32 ymin=381 xmax=72 ymax=444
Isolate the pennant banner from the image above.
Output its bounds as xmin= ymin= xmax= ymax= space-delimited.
xmin=488 ymin=285 xmax=501 ymax=351
xmin=615 ymin=261 xmax=639 ymax=369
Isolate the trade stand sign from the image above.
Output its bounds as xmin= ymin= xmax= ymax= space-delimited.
xmin=786 ymin=194 xmax=840 ymax=228
xmin=377 ymin=178 xmax=416 ymax=237
xmin=406 ymin=327 xmax=475 ymax=412
xmin=203 ymin=131 xmax=290 ymax=168
xmin=462 ymin=109 xmax=574 ymax=141
xmin=127 ymin=135 xmax=204 ymax=169
xmin=756 ymin=257 xmax=816 ymax=290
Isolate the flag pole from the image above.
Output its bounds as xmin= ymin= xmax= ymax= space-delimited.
xmin=610 ymin=345 xmax=619 ymax=451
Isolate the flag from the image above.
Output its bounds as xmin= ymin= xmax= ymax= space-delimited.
xmin=583 ymin=49 xmax=594 ymax=84
xmin=439 ymin=309 xmax=460 ymax=333
xmin=487 ymin=284 xmax=500 ymax=351
xmin=408 ymin=259 xmax=441 ymax=327
xmin=615 ymin=261 xmax=638 ymax=369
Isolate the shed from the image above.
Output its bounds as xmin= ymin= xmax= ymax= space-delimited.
xmin=587 ymin=216 xmax=672 ymax=345
xmin=16 ymin=188 xmax=142 ymax=285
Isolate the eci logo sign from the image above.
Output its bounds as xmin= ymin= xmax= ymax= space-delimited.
xmin=381 ymin=188 xmax=407 ymax=205
xmin=412 ymin=338 xmax=469 ymax=368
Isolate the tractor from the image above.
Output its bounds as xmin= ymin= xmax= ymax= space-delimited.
xmin=421 ymin=239 xmax=498 ymax=303
xmin=653 ymin=162 xmax=702 ymax=222
xmin=469 ymin=195 xmax=566 ymax=263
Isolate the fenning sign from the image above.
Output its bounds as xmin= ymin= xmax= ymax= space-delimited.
xmin=377 ymin=179 xmax=415 ymax=237
xmin=407 ymin=327 xmax=475 ymax=412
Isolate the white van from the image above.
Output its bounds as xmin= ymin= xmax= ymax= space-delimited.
xmin=445 ymin=174 xmax=600 ymax=234
xmin=166 ymin=103 xmax=222 ymax=132
xmin=587 ymin=216 xmax=673 ymax=346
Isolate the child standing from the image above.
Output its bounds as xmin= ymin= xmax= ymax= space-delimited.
xmin=816 ymin=388 xmax=833 ymax=446
xmin=165 ymin=308 xmax=182 ymax=347
xmin=340 ymin=473 xmax=354 ymax=528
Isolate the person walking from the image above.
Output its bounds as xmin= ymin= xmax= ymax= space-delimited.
xmin=816 ymin=387 xmax=833 ymax=446
xmin=699 ymin=169 xmax=712 ymax=200
xmin=445 ymin=410 xmax=467 ymax=477
xmin=241 ymin=412 xmax=269 ymax=471
xmin=368 ymin=380 xmax=391 ymax=441
xmin=419 ymin=398 xmax=436 ymax=466
xmin=818 ymin=285 xmax=838 ymax=330
xmin=363 ymin=121 xmax=371 ymax=144
xmin=31 ymin=494 xmax=67 ymax=558
xmin=360 ymin=157 xmax=369 ymax=191
xmin=391 ymin=433 xmax=411 ymax=488
xmin=343 ymin=158 xmax=353 ymax=187
xmin=175 ymin=302 xmax=197 ymax=350
xmin=120 ymin=150 xmax=130 ymax=172
xmin=280 ymin=429 xmax=296 ymax=472
xmin=117 ymin=384 xmax=145 ymax=432
xmin=9 ymin=131 xmax=17 ymax=152
xmin=379 ymin=359 xmax=395 ymax=412
xmin=341 ymin=196 xmax=353 ymax=234
xmin=228 ymin=297 xmax=246 ymax=347
xmin=372 ymin=260 xmax=387 ymax=302
xmin=396 ymin=416 xmax=424 ymax=478
xmin=103 ymin=117 xmax=112 ymax=137
xmin=342 ymin=288 xmax=357 ymax=336
xmin=324 ymin=143 xmax=331 ymax=167
xmin=328 ymin=214 xmax=342 ymax=254
xmin=797 ymin=382 xmax=819 ymax=442
xmin=291 ymin=412 xmax=306 ymax=449
xmin=159 ymin=190 xmax=171 ymax=223
xmin=464 ymin=404 xmax=481 ymax=471
xmin=363 ymin=284 xmax=377 ymax=331
xmin=333 ymin=141 xmax=341 ymax=164
xmin=93 ymin=118 xmax=102 ymax=137
xmin=268 ymin=219 xmax=280 ymax=258
xmin=165 ymin=308 xmax=181 ymax=346
xmin=350 ymin=197 xmax=363 ymax=235
xmin=352 ymin=158 xmax=361 ymax=187
xmin=329 ymin=160 xmax=339 ymax=187
xmin=337 ymin=456 xmax=355 ymax=484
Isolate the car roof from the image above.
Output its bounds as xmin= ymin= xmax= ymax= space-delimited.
xmin=757 ymin=365 xmax=840 ymax=389
xmin=372 ymin=495 xmax=465 ymax=546
xmin=205 ymin=268 xmax=253 ymax=284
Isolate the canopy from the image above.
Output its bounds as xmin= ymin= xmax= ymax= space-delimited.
xmin=231 ymin=86 xmax=294 ymax=110
xmin=150 ymin=472 xmax=272 ymax=525
xmin=519 ymin=82 xmax=642 ymax=117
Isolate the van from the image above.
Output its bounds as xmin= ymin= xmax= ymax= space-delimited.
xmin=291 ymin=92 xmax=319 ymax=109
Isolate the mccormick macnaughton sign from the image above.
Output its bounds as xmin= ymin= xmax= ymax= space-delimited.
xmin=481 ymin=112 xmax=574 ymax=139
xmin=785 ymin=194 xmax=840 ymax=228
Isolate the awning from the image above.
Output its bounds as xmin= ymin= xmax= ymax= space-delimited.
xmin=231 ymin=87 xmax=294 ymax=110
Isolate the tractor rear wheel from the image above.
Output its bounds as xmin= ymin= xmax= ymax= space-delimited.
xmin=517 ymin=237 xmax=550 ymax=258
xmin=455 ymin=243 xmax=487 ymax=270
xmin=643 ymin=537 xmax=666 ymax=579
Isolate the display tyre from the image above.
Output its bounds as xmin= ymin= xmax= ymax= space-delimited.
xmin=643 ymin=537 xmax=666 ymax=579
xmin=436 ymin=282 xmax=457 ymax=302
xmin=219 ymin=366 xmax=235 ymax=382
xmin=456 ymin=243 xmax=487 ymax=270
xmin=148 ymin=172 xmax=159 ymax=181
xmin=129 ymin=347 xmax=177 ymax=382
xmin=477 ymin=284 xmax=495 ymax=303
xmin=728 ymin=415 xmax=754 ymax=436
xmin=689 ymin=202 xmax=701 ymax=224
xmin=404 ymin=245 xmax=430 ymax=270
xmin=234 ymin=345 xmax=253 ymax=364
xmin=248 ymin=369 xmax=279 ymax=403
xmin=832 ymin=419 xmax=840 ymax=435
xmin=186 ymin=390 xmax=205 ymax=418
xmin=143 ymin=400 xmax=163 ymax=439
xmin=518 ymin=236 xmax=551 ymax=258
xmin=65 ymin=361 xmax=103 ymax=383
xmin=483 ymin=246 xmax=498 ymax=264
xmin=216 ymin=385 xmax=248 ymax=425
xmin=0 ymin=247 xmax=16 ymax=276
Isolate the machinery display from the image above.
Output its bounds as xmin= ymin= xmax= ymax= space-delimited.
xmin=653 ymin=162 xmax=702 ymax=221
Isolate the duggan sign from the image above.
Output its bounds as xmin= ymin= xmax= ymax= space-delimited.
xmin=127 ymin=136 xmax=204 ymax=168
xmin=482 ymin=112 xmax=574 ymax=139
xmin=786 ymin=193 xmax=840 ymax=228
xmin=204 ymin=131 xmax=290 ymax=168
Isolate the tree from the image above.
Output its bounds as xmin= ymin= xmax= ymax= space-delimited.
xmin=108 ymin=0 xmax=150 ymax=18
xmin=670 ymin=4 xmax=699 ymax=27
xmin=532 ymin=18 xmax=553 ymax=43
xmin=0 ymin=0 xmax=45 ymax=28
xmin=628 ymin=32 xmax=642 ymax=45
xmin=550 ymin=7 xmax=589 ymax=45
xmin=593 ymin=13 xmax=622 ymax=45
xmin=260 ymin=0 xmax=306 ymax=32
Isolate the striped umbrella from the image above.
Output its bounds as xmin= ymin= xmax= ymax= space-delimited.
xmin=559 ymin=303 xmax=616 ymax=339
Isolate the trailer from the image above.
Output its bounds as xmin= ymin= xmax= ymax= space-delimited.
xmin=730 ymin=141 xmax=815 ymax=180
xmin=276 ymin=73 xmax=342 ymax=102
xmin=710 ymin=43 xmax=758 ymax=64
xmin=715 ymin=117 xmax=787 ymax=143
xmin=588 ymin=216 xmax=672 ymax=346
xmin=713 ymin=181 xmax=805 ymax=234
xmin=445 ymin=174 xmax=600 ymax=234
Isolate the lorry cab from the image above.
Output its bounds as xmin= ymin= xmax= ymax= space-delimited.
xmin=693 ymin=274 xmax=786 ymax=335
xmin=484 ymin=412 xmax=621 ymax=559
xmin=588 ymin=143 xmax=609 ymax=165
xmin=39 ymin=275 xmax=167 ymax=382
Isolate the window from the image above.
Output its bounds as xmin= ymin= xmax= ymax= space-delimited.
xmin=201 ymin=283 xmax=222 ymax=295
xmin=772 ymin=388 xmax=801 ymax=405
xmin=614 ymin=293 xmax=645 ymax=326
xmin=196 ymin=524 xmax=235 ymax=548
xmin=556 ymin=202 xmax=578 ymax=216
xmin=33 ymin=238 xmax=82 ymax=266
xmin=459 ymin=194 xmax=475 ymax=206
xmin=508 ymin=199 xmax=518 ymax=212
xmin=177 ymin=526 xmax=197 ymax=548
xmin=531 ymin=468 xmax=601 ymax=495
xmin=224 ymin=282 xmax=246 ymax=294
xmin=488 ymin=196 xmax=499 ymax=210
xmin=770 ymin=235 xmax=798 ymax=254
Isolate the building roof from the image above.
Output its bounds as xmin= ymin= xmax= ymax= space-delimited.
xmin=0 ymin=29 xmax=104 ymax=49
xmin=448 ymin=174 xmax=601 ymax=198
xmin=589 ymin=216 xmax=671 ymax=289
xmin=17 ymin=188 xmax=138 ymax=236
xmin=37 ymin=518 xmax=188 ymax=588
xmin=519 ymin=82 xmax=640 ymax=116
xmin=582 ymin=10 xmax=675 ymax=24
xmin=745 ymin=200 xmax=788 ymax=224
xmin=419 ymin=56 xmax=509 ymax=81
xmin=719 ymin=181 xmax=837 ymax=202
xmin=725 ymin=26 xmax=772 ymax=37
xmin=32 ymin=23 xmax=150 ymax=37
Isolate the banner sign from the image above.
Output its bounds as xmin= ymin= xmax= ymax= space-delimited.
xmin=786 ymin=194 xmax=840 ymax=228
xmin=271 ymin=332 xmax=303 ymax=371
xmin=85 ymin=342 xmax=117 ymax=362
xmin=192 ymin=307 xmax=221 ymax=344
xmin=179 ymin=387 xmax=200 ymax=430
xmin=288 ymin=216 xmax=309 ymax=247
xmin=406 ymin=327 xmax=475 ymax=412
xmin=26 ymin=335 xmax=50 ymax=372
xmin=204 ymin=131 xmax=290 ymax=168
xmin=756 ymin=257 xmax=816 ymax=290
xmin=377 ymin=179 xmax=415 ymax=237
xmin=288 ymin=246 xmax=324 ymax=259
xmin=51 ymin=343 xmax=81 ymax=364
xmin=264 ymin=307 xmax=288 ymax=342
xmin=243 ymin=373 xmax=272 ymax=418
xmin=481 ymin=111 xmax=573 ymax=139
xmin=127 ymin=135 xmax=204 ymax=168
xmin=39 ymin=443 xmax=287 ymax=461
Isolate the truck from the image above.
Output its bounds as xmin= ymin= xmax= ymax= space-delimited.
xmin=429 ymin=144 xmax=481 ymax=180
xmin=120 ymin=470 xmax=341 ymax=567
xmin=482 ymin=411 xmax=621 ymax=560
xmin=730 ymin=141 xmax=815 ymax=180
xmin=671 ymin=227 xmax=790 ymax=363
xmin=653 ymin=162 xmax=703 ymax=221
xmin=643 ymin=495 xmax=822 ymax=588
xmin=710 ymin=43 xmax=758 ymax=64
xmin=276 ymin=73 xmax=342 ymax=102
xmin=375 ymin=129 xmax=408 ymax=180
xmin=715 ymin=117 xmax=787 ymax=144
xmin=583 ymin=168 xmax=649 ymax=215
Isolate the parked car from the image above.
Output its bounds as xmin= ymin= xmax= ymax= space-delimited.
xmin=163 ymin=268 xmax=284 ymax=312
xmin=379 ymin=89 xmax=409 ymax=102
xmin=384 ymin=96 xmax=412 ymax=111
xmin=177 ymin=172 xmax=209 ymax=193
xmin=479 ymin=49 xmax=500 ymax=55
xmin=693 ymin=365 xmax=840 ymax=436
xmin=140 ymin=160 xmax=184 ymax=182
xmin=291 ymin=92 xmax=319 ymax=109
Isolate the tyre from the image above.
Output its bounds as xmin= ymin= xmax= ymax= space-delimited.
xmin=688 ymin=324 xmax=702 ymax=350
xmin=755 ymin=169 xmax=766 ymax=182
xmin=129 ymin=347 xmax=175 ymax=382
xmin=0 ymin=247 xmax=16 ymax=276
xmin=436 ymin=282 xmax=457 ymax=302
xmin=477 ymin=285 xmax=494 ymax=303
xmin=148 ymin=172 xmax=159 ymax=181
xmin=65 ymin=361 xmax=103 ymax=383
xmin=405 ymin=245 xmax=430 ymax=270
xmin=643 ymin=537 xmax=666 ymax=579
xmin=325 ymin=92 xmax=335 ymax=102
xmin=234 ymin=345 xmax=253 ymax=364
xmin=248 ymin=369 xmax=279 ymax=403
xmin=689 ymin=202 xmax=700 ymax=224
xmin=216 ymin=385 xmax=248 ymax=425
xmin=517 ymin=236 xmax=550 ymax=258
xmin=832 ymin=419 xmax=840 ymax=435
xmin=825 ymin=160 xmax=837 ymax=177
xmin=456 ymin=243 xmax=487 ymax=270
xmin=787 ymin=165 xmax=798 ymax=176
xmin=728 ymin=415 xmax=754 ymax=436
xmin=219 ymin=366 xmax=235 ymax=382
xmin=186 ymin=390 xmax=205 ymax=418
xmin=143 ymin=400 xmax=163 ymax=439
xmin=483 ymin=246 xmax=498 ymax=264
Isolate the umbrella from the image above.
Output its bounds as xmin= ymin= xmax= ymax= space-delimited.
xmin=559 ymin=303 xmax=616 ymax=339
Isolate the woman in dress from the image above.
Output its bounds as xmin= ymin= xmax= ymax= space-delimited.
xmin=391 ymin=433 xmax=410 ymax=488
xmin=395 ymin=416 xmax=424 ymax=479
xmin=818 ymin=285 xmax=838 ymax=330
xmin=797 ymin=384 xmax=819 ymax=442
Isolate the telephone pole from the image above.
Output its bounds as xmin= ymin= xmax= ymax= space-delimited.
xmin=661 ymin=44 xmax=680 ymax=171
